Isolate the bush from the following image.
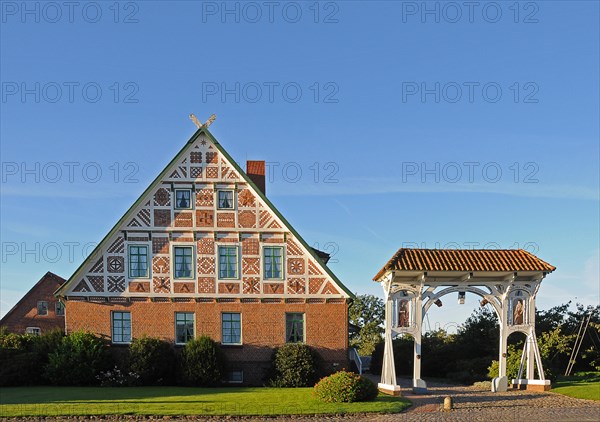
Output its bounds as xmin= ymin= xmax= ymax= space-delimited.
xmin=313 ymin=371 xmax=378 ymax=403
xmin=45 ymin=331 xmax=110 ymax=386
xmin=180 ymin=336 xmax=224 ymax=386
xmin=0 ymin=329 xmax=64 ymax=386
xmin=269 ymin=343 xmax=318 ymax=387
xmin=128 ymin=337 xmax=174 ymax=385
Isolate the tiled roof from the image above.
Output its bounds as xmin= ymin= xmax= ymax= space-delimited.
xmin=374 ymin=249 xmax=556 ymax=280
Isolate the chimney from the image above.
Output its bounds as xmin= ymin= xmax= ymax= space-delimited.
xmin=246 ymin=160 xmax=266 ymax=196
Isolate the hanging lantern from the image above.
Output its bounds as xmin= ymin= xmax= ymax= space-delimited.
xmin=458 ymin=292 xmax=466 ymax=305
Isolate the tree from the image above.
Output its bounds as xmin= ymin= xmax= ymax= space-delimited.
xmin=349 ymin=294 xmax=384 ymax=356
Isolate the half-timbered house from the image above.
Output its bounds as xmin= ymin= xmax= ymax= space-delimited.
xmin=55 ymin=126 xmax=352 ymax=384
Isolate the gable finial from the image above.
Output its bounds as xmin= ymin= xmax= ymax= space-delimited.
xmin=189 ymin=113 xmax=217 ymax=129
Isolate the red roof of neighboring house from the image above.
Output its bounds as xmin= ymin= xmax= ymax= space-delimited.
xmin=0 ymin=271 xmax=65 ymax=323
xmin=374 ymin=249 xmax=556 ymax=280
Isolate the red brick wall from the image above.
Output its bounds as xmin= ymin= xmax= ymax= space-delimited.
xmin=1 ymin=273 xmax=65 ymax=334
xmin=66 ymin=299 xmax=348 ymax=384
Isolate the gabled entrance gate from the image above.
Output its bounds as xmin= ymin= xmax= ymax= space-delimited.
xmin=373 ymin=248 xmax=556 ymax=394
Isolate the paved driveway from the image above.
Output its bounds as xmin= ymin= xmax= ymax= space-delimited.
xmin=381 ymin=378 xmax=600 ymax=421
xmin=4 ymin=378 xmax=599 ymax=421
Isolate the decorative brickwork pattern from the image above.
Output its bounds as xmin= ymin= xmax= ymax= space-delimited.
xmin=153 ymin=277 xmax=171 ymax=294
xmin=107 ymin=276 xmax=125 ymax=293
xmin=198 ymin=277 xmax=215 ymax=293
xmin=154 ymin=209 xmax=171 ymax=227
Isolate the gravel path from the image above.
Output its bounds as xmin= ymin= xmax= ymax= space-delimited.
xmin=3 ymin=378 xmax=599 ymax=422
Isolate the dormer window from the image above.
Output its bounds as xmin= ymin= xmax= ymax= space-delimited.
xmin=218 ymin=190 xmax=234 ymax=209
xmin=175 ymin=189 xmax=192 ymax=209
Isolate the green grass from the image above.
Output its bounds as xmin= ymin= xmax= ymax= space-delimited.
xmin=553 ymin=372 xmax=600 ymax=401
xmin=0 ymin=386 xmax=411 ymax=417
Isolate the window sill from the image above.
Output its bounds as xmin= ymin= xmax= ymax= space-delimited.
xmin=221 ymin=343 xmax=243 ymax=348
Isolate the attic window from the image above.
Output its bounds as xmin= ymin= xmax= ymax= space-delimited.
xmin=37 ymin=301 xmax=48 ymax=316
xmin=217 ymin=190 xmax=234 ymax=209
xmin=175 ymin=189 xmax=192 ymax=209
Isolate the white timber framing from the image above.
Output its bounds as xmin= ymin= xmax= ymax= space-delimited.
xmin=375 ymin=269 xmax=552 ymax=394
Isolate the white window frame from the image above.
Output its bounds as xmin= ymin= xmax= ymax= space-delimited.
xmin=175 ymin=312 xmax=195 ymax=345
xmin=262 ymin=246 xmax=285 ymax=281
xmin=25 ymin=327 xmax=41 ymax=336
xmin=172 ymin=244 xmax=196 ymax=280
xmin=217 ymin=245 xmax=240 ymax=280
xmin=217 ymin=189 xmax=235 ymax=210
xmin=127 ymin=243 xmax=151 ymax=280
xmin=174 ymin=188 xmax=193 ymax=210
xmin=37 ymin=301 xmax=48 ymax=316
xmin=111 ymin=311 xmax=132 ymax=344
xmin=221 ymin=312 xmax=242 ymax=345
xmin=225 ymin=370 xmax=244 ymax=384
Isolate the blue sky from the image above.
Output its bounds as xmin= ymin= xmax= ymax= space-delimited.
xmin=1 ymin=1 xmax=598 ymax=327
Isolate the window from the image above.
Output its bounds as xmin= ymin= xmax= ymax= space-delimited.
xmin=218 ymin=246 xmax=239 ymax=279
xmin=264 ymin=247 xmax=283 ymax=279
xmin=225 ymin=370 xmax=244 ymax=383
xmin=128 ymin=245 xmax=149 ymax=278
xmin=55 ymin=301 xmax=65 ymax=316
xmin=25 ymin=327 xmax=41 ymax=336
xmin=175 ymin=189 xmax=192 ymax=209
xmin=217 ymin=190 xmax=234 ymax=209
xmin=37 ymin=301 xmax=48 ymax=316
xmin=174 ymin=246 xmax=194 ymax=279
xmin=175 ymin=312 xmax=195 ymax=344
xmin=222 ymin=313 xmax=241 ymax=344
xmin=112 ymin=311 xmax=132 ymax=344
xmin=286 ymin=313 xmax=304 ymax=343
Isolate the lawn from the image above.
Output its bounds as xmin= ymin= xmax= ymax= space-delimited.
xmin=552 ymin=372 xmax=600 ymax=401
xmin=0 ymin=386 xmax=411 ymax=417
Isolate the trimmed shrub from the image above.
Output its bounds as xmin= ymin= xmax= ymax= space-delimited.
xmin=128 ymin=337 xmax=174 ymax=385
xmin=269 ymin=343 xmax=318 ymax=387
xmin=313 ymin=370 xmax=378 ymax=403
xmin=45 ymin=331 xmax=110 ymax=386
xmin=180 ymin=336 xmax=224 ymax=386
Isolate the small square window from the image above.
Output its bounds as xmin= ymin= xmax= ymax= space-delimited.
xmin=175 ymin=312 xmax=195 ymax=345
xmin=217 ymin=190 xmax=234 ymax=209
xmin=37 ymin=301 xmax=48 ymax=316
xmin=286 ymin=313 xmax=304 ymax=343
xmin=26 ymin=327 xmax=41 ymax=336
xmin=225 ymin=370 xmax=244 ymax=383
xmin=55 ymin=301 xmax=65 ymax=316
xmin=174 ymin=246 xmax=194 ymax=279
xmin=175 ymin=189 xmax=192 ymax=209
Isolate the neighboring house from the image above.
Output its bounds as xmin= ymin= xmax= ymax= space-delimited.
xmin=55 ymin=126 xmax=353 ymax=385
xmin=0 ymin=272 xmax=66 ymax=335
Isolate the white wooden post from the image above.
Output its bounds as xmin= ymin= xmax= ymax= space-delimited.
xmin=378 ymin=297 xmax=401 ymax=395
xmin=412 ymin=294 xmax=427 ymax=393
xmin=492 ymin=297 xmax=509 ymax=392
xmin=526 ymin=296 xmax=536 ymax=379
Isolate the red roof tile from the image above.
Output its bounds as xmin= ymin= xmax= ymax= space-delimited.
xmin=374 ymin=249 xmax=556 ymax=280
